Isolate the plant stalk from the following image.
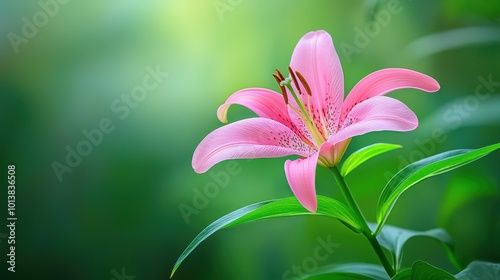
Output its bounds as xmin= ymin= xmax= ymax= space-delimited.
xmin=330 ymin=166 xmax=395 ymax=277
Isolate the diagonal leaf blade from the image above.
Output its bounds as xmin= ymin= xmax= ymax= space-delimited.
xmin=370 ymin=223 xmax=453 ymax=270
xmin=301 ymin=263 xmax=390 ymax=280
xmin=171 ymin=196 xmax=362 ymax=278
xmin=225 ymin=195 xmax=362 ymax=230
xmin=376 ymin=143 xmax=500 ymax=233
xmin=411 ymin=260 xmax=456 ymax=280
xmin=171 ymin=200 xmax=268 ymax=278
xmin=391 ymin=269 xmax=411 ymax=280
xmin=341 ymin=143 xmax=402 ymax=176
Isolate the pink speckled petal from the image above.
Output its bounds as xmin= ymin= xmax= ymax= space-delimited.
xmin=290 ymin=30 xmax=345 ymax=135
xmin=193 ymin=118 xmax=315 ymax=173
xmin=340 ymin=68 xmax=439 ymax=124
xmin=328 ymin=96 xmax=418 ymax=146
xmin=217 ymin=88 xmax=290 ymax=124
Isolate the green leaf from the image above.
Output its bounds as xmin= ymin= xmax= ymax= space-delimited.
xmin=376 ymin=143 xmax=500 ymax=233
xmin=171 ymin=196 xmax=362 ymax=278
xmin=411 ymin=261 xmax=456 ymax=280
xmin=301 ymin=263 xmax=390 ymax=280
xmin=455 ymin=261 xmax=500 ymax=279
xmin=341 ymin=143 xmax=402 ymax=176
xmin=391 ymin=269 xmax=411 ymax=280
xmin=370 ymin=223 xmax=453 ymax=270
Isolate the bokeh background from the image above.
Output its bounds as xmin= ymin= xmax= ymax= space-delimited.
xmin=1 ymin=0 xmax=500 ymax=279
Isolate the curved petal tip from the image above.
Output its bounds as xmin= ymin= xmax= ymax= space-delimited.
xmin=284 ymin=155 xmax=320 ymax=213
xmin=427 ymin=76 xmax=440 ymax=92
xmin=216 ymin=104 xmax=229 ymax=123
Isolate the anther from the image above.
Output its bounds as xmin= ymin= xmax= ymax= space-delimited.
xmin=288 ymin=66 xmax=302 ymax=95
xmin=275 ymin=69 xmax=285 ymax=81
xmin=296 ymin=71 xmax=312 ymax=96
xmin=272 ymin=74 xmax=288 ymax=104
xmin=272 ymin=73 xmax=282 ymax=84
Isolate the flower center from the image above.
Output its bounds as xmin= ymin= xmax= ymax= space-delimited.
xmin=273 ymin=67 xmax=327 ymax=148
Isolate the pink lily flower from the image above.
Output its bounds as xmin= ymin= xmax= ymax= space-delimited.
xmin=192 ymin=30 xmax=439 ymax=212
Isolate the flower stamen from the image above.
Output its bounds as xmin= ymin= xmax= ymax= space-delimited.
xmin=275 ymin=68 xmax=285 ymax=81
xmin=288 ymin=66 xmax=302 ymax=95
xmin=272 ymin=73 xmax=288 ymax=104
xmin=273 ymin=67 xmax=327 ymax=147
xmin=295 ymin=70 xmax=314 ymax=126
xmin=295 ymin=71 xmax=311 ymax=96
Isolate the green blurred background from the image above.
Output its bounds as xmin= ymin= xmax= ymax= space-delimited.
xmin=1 ymin=0 xmax=500 ymax=279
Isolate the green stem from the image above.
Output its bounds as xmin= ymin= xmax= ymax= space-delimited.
xmin=329 ymin=166 xmax=396 ymax=277
xmin=366 ymin=233 xmax=395 ymax=277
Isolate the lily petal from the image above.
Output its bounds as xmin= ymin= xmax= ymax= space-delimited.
xmin=217 ymin=88 xmax=316 ymax=144
xmin=217 ymin=88 xmax=290 ymax=124
xmin=193 ymin=118 xmax=315 ymax=173
xmin=284 ymin=152 xmax=321 ymax=212
xmin=284 ymin=142 xmax=335 ymax=212
xmin=340 ymin=68 xmax=439 ymax=123
xmin=290 ymin=30 xmax=344 ymax=135
xmin=328 ymin=96 xmax=418 ymax=146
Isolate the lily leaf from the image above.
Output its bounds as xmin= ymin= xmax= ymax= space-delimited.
xmin=371 ymin=223 xmax=453 ymax=270
xmin=411 ymin=261 xmax=456 ymax=280
xmin=455 ymin=261 xmax=500 ymax=279
xmin=376 ymin=143 xmax=500 ymax=233
xmin=301 ymin=263 xmax=389 ymax=280
xmin=171 ymin=196 xmax=362 ymax=278
xmin=341 ymin=143 xmax=402 ymax=176
xmin=391 ymin=269 xmax=411 ymax=280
